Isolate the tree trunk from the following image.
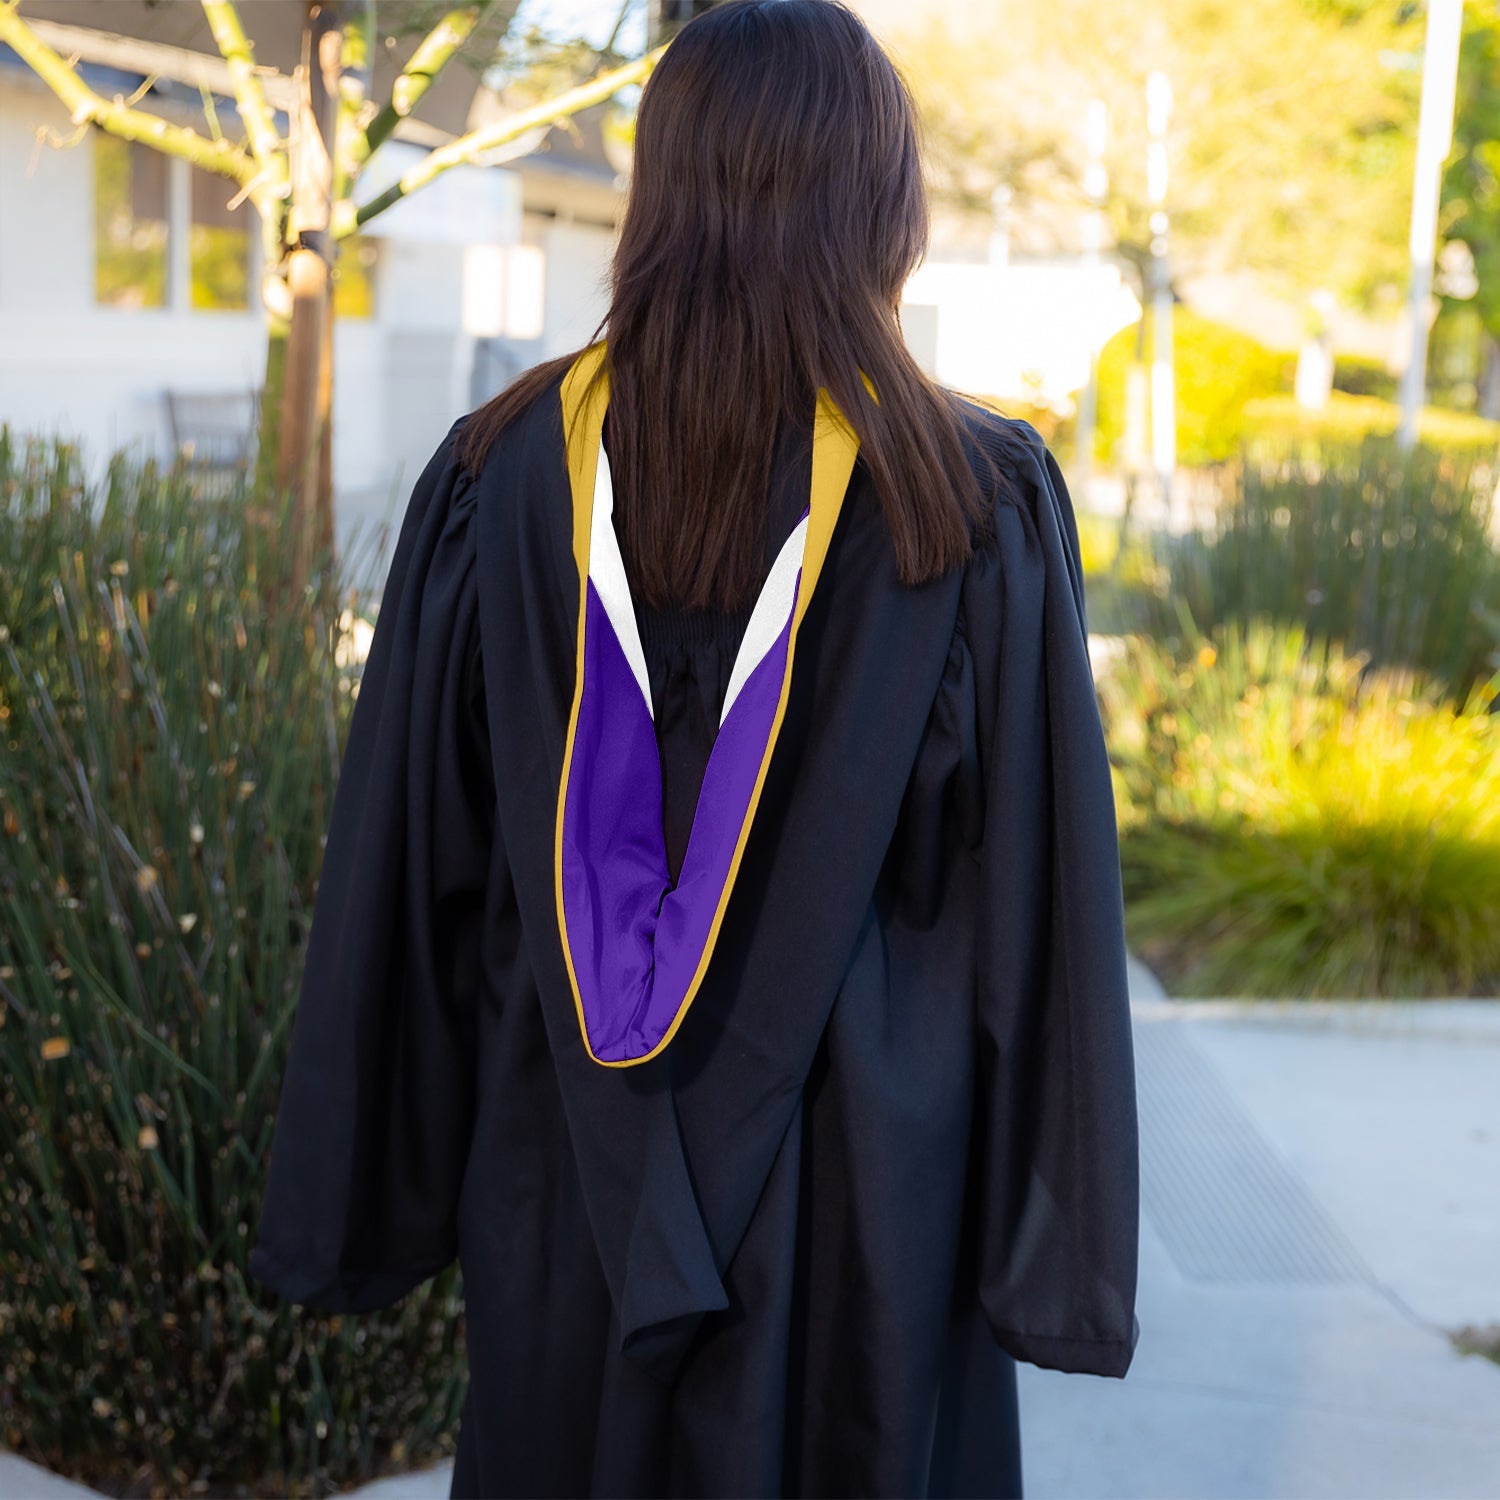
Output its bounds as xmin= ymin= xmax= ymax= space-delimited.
xmin=276 ymin=1 xmax=340 ymax=602
xmin=256 ymin=318 xmax=287 ymax=503
xmin=277 ymin=246 xmax=331 ymax=597
xmin=315 ymin=270 xmax=336 ymax=621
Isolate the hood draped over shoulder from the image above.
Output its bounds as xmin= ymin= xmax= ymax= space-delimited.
xmin=248 ymin=358 xmax=1139 ymax=1402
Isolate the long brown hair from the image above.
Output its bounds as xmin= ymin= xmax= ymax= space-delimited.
xmin=455 ymin=0 xmax=1011 ymax=611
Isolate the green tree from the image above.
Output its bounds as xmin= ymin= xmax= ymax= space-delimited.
xmin=890 ymin=0 xmax=1425 ymax=317
xmin=1440 ymin=0 xmax=1500 ymax=417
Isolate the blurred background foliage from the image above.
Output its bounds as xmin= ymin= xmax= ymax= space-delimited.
xmin=1163 ymin=437 xmax=1500 ymax=694
xmin=1080 ymin=432 xmax=1500 ymax=996
xmin=894 ymin=0 xmax=1500 ymax=448
xmin=1099 ymin=620 xmax=1500 ymax=998
xmin=1239 ymin=393 xmax=1500 ymax=455
xmin=895 ymin=0 xmax=1430 ymax=312
xmin=1093 ymin=310 xmax=1299 ymax=467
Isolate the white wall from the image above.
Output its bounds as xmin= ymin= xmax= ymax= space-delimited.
xmin=0 ymin=82 xmax=266 ymax=466
xmin=901 ymin=259 xmax=1143 ymax=411
xmin=0 ymin=73 xmax=505 ymax=528
xmin=0 ymin=75 xmax=93 ymax=311
xmin=534 ymin=215 xmax=616 ymax=358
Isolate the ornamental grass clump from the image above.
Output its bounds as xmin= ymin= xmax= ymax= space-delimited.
xmin=1101 ymin=619 xmax=1500 ymax=998
xmin=1160 ymin=434 xmax=1500 ymax=697
xmin=0 ymin=431 xmax=465 ymax=1497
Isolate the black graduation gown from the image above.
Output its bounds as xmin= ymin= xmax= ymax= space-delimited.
xmin=247 ymin=361 xmax=1141 ymax=1500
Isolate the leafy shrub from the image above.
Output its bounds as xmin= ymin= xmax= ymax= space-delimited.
xmin=962 ymin=392 xmax=1079 ymax=471
xmin=1100 ymin=620 xmax=1500 ymax=998
xmin=1075 ymin=510 xmax=1122 ymax=576
xmin=1426 ymin=300 xmax=1491 ymax=414
xmin=1075 ymin=510 xmax=1170 ymax=635
xmin=0 ymin=433 xmax=466 ymax=1496
xmin=1096 ymin=308 xmax=1297 ymax=467
xmin=1003 ymin=398 xmax=1078 ymax=472
xmin=1332 ymin=352 xmax=1399 ymax=403
xmin=1161 ymin=433 xmax=1500 ymax=696
xmin=1242 ymin=391 xmax=1500 ymax=459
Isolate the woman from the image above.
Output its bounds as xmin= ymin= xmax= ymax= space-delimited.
xmin=248 ymin=2 xmax=1141 ymax=1496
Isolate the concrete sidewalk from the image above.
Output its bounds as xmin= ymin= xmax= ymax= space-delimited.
xmin=1017 ymin=963 xmax=1500 ymax=1499
xmin=6 ymin=965 xmax=1499 ymax=1499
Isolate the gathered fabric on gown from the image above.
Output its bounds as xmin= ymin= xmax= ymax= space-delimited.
xmin=248 ymin=355 xmax=1139 ymax=1500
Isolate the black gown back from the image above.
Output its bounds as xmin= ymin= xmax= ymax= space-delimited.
xmin=247 ymin=357 xmax=1140 ymax=1500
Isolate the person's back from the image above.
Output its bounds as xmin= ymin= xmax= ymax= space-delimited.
xmin=248 ymin=5 xmax=1141 ymax=1496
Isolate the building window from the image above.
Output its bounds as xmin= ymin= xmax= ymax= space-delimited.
xmin=333 ymin=236 xmax=379 ymax=320
xmin=94 ymin=131 xmax=254 ymax=312
xmin=94 ymin=134 xmax=167 ymax=308
xmin=190 ymin=164 xmax=251 ymax=311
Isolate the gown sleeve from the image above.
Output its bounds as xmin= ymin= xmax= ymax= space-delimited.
xmin=963 ymin=418 xmax=1141 ymax=1378
xmin=248 ymin=417 xmax=494 ymax=1313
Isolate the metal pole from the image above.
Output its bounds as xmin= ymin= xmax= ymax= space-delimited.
xmin=1073 ymin=98 xmax=1108 ymax=509
xmin=166 ymin=155 xmax=191 ymax=313
xmin=989 ymin=182 xmax=1013 ymax=268
xmin=1397 ymin=0 xmax=1465 ymax=451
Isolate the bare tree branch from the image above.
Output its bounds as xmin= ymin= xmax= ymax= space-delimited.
xmin=352 ymin=2 xmax=496 ymax=174
xmin=0 ymin=0 xmax=254 ymax=183
xmin=333 ymin=0 xmax=375 ymax=206
xmin=603 ymin=0 xmax=634 ymax=56
xmin=347 ymin=42 xmax=664 ymax=233
xmin=198 ymin=0 xmax=288 ymax=197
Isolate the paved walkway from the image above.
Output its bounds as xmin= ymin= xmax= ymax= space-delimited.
xmin=6 ymin=963 xmax=1499 ymax=1499
xmin=1018 ymin=963 xmax=1500 ymax=1499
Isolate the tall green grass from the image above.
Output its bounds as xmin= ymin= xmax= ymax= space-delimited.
xmin=0 ymin=432 xmax=466 ymax=1496
xmin=1100 ymin=620 xmax=1500 ymax=998
xmin=1241 ymin=392 xmax=1500 ymax=458
xmin=1161 ymin=435 xmax=1500 ymax=696
xmin=1075 ymin=510 xmax=1168 ymax=636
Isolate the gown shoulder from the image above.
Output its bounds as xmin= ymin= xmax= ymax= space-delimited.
xmin=934 ymin=404 xmax=1142 ymax=1378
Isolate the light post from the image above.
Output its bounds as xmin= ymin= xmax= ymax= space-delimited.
xmin=1397 ymin=0 xmax=1465 ymax=451
xmin=990 ymin=182 xmax=1013 ymax=268
xmin=1073 ymin=97 xmax=1109 ymax=508
xmin=1146 ymin=70 xmax=1176 ymax=524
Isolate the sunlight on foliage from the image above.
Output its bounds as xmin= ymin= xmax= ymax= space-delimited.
xmin=1101 ymin=620 xmax=1500 ymax=998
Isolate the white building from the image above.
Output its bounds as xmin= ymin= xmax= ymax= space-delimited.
xmin=0 ymin=17 xmax=623 ymax=551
